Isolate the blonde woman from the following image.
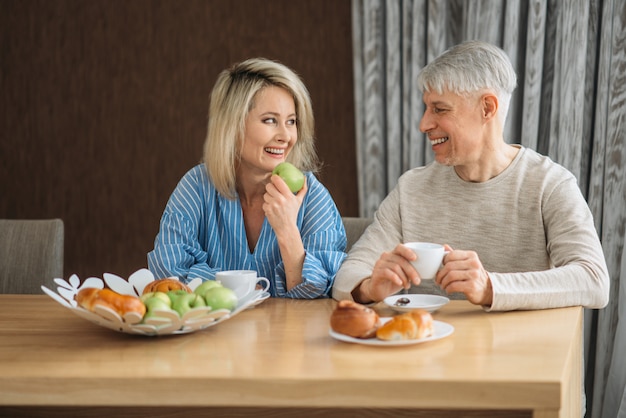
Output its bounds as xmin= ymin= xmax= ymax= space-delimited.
xmin=149 ymin=58 xmax=346 ymax=298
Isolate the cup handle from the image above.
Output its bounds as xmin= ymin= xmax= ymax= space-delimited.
xmin=441 ymin=251 xmax=450 ymax=267
xmin=256 ymin=277 xmax=270 ymax=292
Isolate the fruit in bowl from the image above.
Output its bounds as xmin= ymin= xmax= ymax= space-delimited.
xmin=203 ymin=286 xmax=238 ymax=311
xmin=141 ymin=291 xmax=171 ymax=306
xmin=140 ymin=280 xmax=237 ymax=320
xmin=166 ymin=290 xmax=206 ymax=316
xmin=141 ymin=291 xmax=174 ymax=319
xmin=193 ymin=280 xmax=238 ymax=312
xmin=193 ymin=280 xmax=223 ymax=296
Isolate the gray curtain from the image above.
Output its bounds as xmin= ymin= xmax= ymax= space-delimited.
xmin=351 ymin=1 xmax=626 ymax=417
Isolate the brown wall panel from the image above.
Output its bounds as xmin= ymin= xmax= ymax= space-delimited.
xmin=0 ymin=0 xmax=357 ymax=280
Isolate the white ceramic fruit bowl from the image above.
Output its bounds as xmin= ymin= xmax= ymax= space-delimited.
xmin=42 ymin=268 xmax=270 ymax=336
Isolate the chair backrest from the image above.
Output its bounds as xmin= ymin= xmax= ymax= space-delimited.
xmin=0 ymin=219 xmax=64 ymax=294
xmin=342 ymin=217 xmax=373 ymax=252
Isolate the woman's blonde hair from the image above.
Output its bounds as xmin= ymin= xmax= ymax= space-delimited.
xmin=203 ymin=58 xmax=318 ymax=199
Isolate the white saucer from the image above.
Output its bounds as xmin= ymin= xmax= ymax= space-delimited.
xmin=384 ymin=294 xmax=449 ymax=313
xmin=231 ymin=290 xmax=270 ymax=315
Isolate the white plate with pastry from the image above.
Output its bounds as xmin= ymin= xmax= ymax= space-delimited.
xmin=329 ymin=318 xmax=454 ymax=346
xmin=329 ymin=301 xmax=454 ymax=346
xmin=384 ymin=294 xmax=450 ymax=313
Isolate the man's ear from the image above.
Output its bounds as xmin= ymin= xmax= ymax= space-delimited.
xmin=482 ymin=94 xmax=498 ymax=120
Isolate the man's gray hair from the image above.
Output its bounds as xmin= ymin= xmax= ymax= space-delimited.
xmin=417 ymin=41 xmax=517 ymax=121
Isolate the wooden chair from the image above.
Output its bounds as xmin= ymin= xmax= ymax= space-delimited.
xmin=0 ymin=219 xmax=64 ymax=294
xmin=342 ymin=217 xmax=373 ymax=252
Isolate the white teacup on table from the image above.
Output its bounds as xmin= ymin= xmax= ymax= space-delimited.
xmin=216 ymin=270 xmax=270 ymax=300
xmin=403 ymin=242 xmax=448 ymax=280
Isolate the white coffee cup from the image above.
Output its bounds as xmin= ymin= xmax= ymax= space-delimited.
xmin=216 ymin=270 xmax=270 ymax=299
xmin=403 ymin=242 xmax=448 ymax=280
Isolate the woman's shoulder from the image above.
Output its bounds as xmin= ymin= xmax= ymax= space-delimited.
xmin=173 ymin=164 xmax=218 ymax=198
xmin=302 ymin=171 xmax=340 ymax=209
xmin=184 ymin=163 xmax=221 ymax=186
xmin=303 ymin=171 xmax=328 ymax=193
xmin=300 ymin=172 xmax=343 ymax=231
xmin=182 ymin=164 xmax=209 ymax=181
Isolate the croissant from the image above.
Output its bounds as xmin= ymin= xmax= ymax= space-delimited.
xmin=376 ymin=309 xmax=434 ymax=341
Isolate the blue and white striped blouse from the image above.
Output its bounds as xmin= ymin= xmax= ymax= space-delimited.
xmin=147 ymin=164 xmax=347 ymax=299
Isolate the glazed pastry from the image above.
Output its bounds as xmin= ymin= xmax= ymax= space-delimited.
xmin=142 ymin=278 xmax=191 ymax=295
xmin=76 ymin=287 xmax=146 ymax=318
xmin=330 ymin=300 xmax=381 ymax=339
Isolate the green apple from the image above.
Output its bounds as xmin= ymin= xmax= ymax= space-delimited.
xmin=193 ymin=280 xmax=223 ymax=296
xmin=144 ymin=297 xmax=171 ymax=312
xmin=142 ymin=292 xmax=174 ymax=320
xmin=272 ymin=162 xmax=304 ymax=193
xmin=166 ymin=289 xmax=190 ymax=305
xmin=169 ymin=291 xmax=206 ymax=316
xmin=141 ymin=291 xmax=171 ymax=306
xmin=203 ymin=286 xmax=238 ymax=311
xmin=143 ymin=299 xmax=172 ymax=319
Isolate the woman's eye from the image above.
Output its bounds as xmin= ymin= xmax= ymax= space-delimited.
xmin=287 ymin=118 xmax=297 ymax=126
xmin=263 ymin=117 xmax=277 ymax=124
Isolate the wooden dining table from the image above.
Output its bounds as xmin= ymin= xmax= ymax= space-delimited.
xmin=0 ymin=294 xmax=582 ymax=418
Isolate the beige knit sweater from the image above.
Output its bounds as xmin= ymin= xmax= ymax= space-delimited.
xmin=332 ymin=146 xmax=610 ymax=311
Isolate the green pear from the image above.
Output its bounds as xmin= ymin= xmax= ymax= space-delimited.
xmin=203 ymin=287 xmax=238 ymax=311
xmin=272 ymin=162 xmax=304 ymax=193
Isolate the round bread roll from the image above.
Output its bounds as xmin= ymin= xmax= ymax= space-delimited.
xmin=76 ymin=287 xmax=146 ymax=318
xmin=330 ymin=300 xmax=381 ymax=339
xmin=375 ymin=309 xmax=434 ymax=341
xmin=142 ymin=278 xmax=191 ymax=295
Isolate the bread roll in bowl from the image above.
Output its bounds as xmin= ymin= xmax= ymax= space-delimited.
xmin=330 ymin=300 xmax=381 ymax=338
xmin=142 ymin=278 xmax=191 ymax=295
xmin=376 ymin=309 xmax=434 ymax=341
xmin=76 ymin=287 xmax=146 ymax=318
